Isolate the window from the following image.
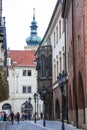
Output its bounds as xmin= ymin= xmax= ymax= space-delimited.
xmin=60 ymin=57 xmax=62 ymax=73
xmin=23 ymin=70 xmax=31 ymax=76
xmin=28 ymin=70 xmax=31 ymax=76
xmin=59 ymin=20 xmax=61 ymax=39
xmin=23 ymin=70 xmax=26 ymax=76
xmin=23 ymin=86 xmax=26 ymax=93
xmin=62 ymin=19 xmax=64 ymax=32
xmin=54 ymin=32 xmax=55 ymax=47
xmin=42 ymin=55 xmax=46 ymax=77
xmin=22 ymin=86 xmax=31 ymax=93
xmin=56 ymin=26 xmax=58 ymax=43
xmin=57 ymin=61 xmax=58 ymax=76
xmin=63 ymin=53 xmax=65 ymax=71
xmin=54 ymin=64 xmax=56 ymax=82
xmin=76 ymin=0 xmax=79 ymax=6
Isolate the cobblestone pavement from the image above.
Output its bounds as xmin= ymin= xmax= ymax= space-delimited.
xmin=5 ymin=120 xmax=82 ymax=130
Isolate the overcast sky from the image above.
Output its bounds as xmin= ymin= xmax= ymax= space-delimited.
xmin=2 ymin=0 xmax=57 ymax=50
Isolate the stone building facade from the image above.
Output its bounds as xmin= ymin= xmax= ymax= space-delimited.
xmin=0 ymin=0 xmax=9 ymax=102
xmin=36 ymin=0 xmax=66 ymax=120
xmin=36 ymin=0 xmax=87 ymax=129
xmin=62 ymin=0 xmax=87 ymax=128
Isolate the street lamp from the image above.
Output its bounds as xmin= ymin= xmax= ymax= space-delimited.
xmin=33 ymin=93 xmax=37 ymax=123
xmin=16 ymin=75 xmax=18 ymax=93
xmin=36 ymin=94 xmax=39 ymax=118
xmin=57 ymin=71 xmax=67 ymax=130
xmin=41 ymin=87 xmax=47 ymax=127
xmin=28 ymin=97 xmax=31 ymax=121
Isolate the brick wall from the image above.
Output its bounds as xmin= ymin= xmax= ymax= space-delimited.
xmin=67 ymin=0 xmax=86 ymax=126
xmin=84 ymin=0 xmax=87 ymax=107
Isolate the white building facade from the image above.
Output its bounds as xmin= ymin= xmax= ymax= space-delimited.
xmin=0 ymin=50 xmax=43 ymax=118
xmin=37 ymin=0 xmax=66 ymax=120
xmin=0 ymin=8 xmax=43 ymax=118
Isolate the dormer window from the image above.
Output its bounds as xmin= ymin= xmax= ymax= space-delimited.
xmin=13 ymin=61 xmax=17 ymax=64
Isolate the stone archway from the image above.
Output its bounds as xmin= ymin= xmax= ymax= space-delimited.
xmin=21 ymin=101 xmax=33 ymax=119
xmin=63 ymin=94 xmax=67 ymax=120
xmin=2 ymin=103 xmax=11 ymax=110
xmin=2 ymin=103 xmax=11 ymax=115
xmin=78 ymin=71 xmax=85 ymax=125
xmin=68 ymin=85 xmax=73 ymax=123
xmin=55 ymin=99 xmax=60 ymax=119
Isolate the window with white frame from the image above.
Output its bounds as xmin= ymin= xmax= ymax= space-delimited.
xmin=54 ymin=32 xmax=55 ymax=48
xmin=62 ymin=19 xmax=64 ymax=33
xmin=22 ymin=86 xmax=31 ymax=93
xmin=63 ymin=53 xmax=65 ymax=71
xmin=57 ymin=60 xmax=58 ymax=76
xmin=23 ymin=70 xmax=31 ymax=76
xmin=59 ymin=20 xmax=61 ymax=39
xmin=60 ymin=57 xmax=62 ymax=73
xmin=54 ymin=64 xmax=56 ymax=82
xmin=56 ymin=26 xmax=58 ymax=44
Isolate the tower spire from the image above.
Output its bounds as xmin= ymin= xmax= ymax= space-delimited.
xmin=33 ymin=8 xmax=35 ymax=21
xmin=26 ymin=8 xmax=41 ymax=47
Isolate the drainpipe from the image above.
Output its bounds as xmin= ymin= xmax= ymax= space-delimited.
xmin=64 ymin=18 xmax=68 ymax=124
xmin=71 ymin=0 xmax=78 ymax=128
xmin=62 ymin=0 xmax=68 ymax=124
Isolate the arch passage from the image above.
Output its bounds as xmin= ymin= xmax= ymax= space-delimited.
xmin=21 ymin=101 xmax=33 ymax=117
xmin=55 ymin=99 xmax=60 ymax=119
xmin=78 ymin=71 xmax=85 ymax=124
xmin=2 ymin=103 xmax=11 ymax=110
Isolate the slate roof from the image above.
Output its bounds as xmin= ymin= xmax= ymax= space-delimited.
xmin=7 ymin=50 xmax=36 ymax=67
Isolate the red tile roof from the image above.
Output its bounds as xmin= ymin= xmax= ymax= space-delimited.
xmin=7 ymin=50 xmax=36 ymax=67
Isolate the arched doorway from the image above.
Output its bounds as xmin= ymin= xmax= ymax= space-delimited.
xmin=78 ymin=71 xmax=85 ymax=124
xmin=68 ymin=86 xmax=73 ymax=123
xmin=55 ymin=99 xmax=60 ymax=119
xmin=2 ymin=103 xmax=11 ymax=115
xmin=63 ymin=95 xmax=67 ymax=120
xmin=2 ymin=103 xmax=11 ymax=110
xmin=21 ymin=101 xmax=33 ymax=120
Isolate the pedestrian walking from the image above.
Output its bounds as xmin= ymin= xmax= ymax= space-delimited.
xmin=16 ymin=112 xmax=20 ymax=124
xmin=10 ymin=111 xmax=14 ymax=125
xmin=24 ymin=114 xmax=27 ymax=120
xmin=3 ymin=112 xmax=7 ymax=121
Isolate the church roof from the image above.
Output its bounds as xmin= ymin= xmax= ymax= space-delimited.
xmin=7 ymin=50 xmax=36 ymax=67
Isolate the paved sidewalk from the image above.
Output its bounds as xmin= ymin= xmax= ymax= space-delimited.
xmin=1 ymin=120 xmax=84 ymax=130
xmin=30 ymin=120 xmax=83 ymax=130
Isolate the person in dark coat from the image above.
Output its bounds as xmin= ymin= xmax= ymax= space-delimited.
xmin=10 ymin=111 xmax=14 ymax=125
xmin=24 ymin=114 xmax=27 ymax=120
xmin=16 ymin=112 xmax=20 ymax=124
xmin=3 ymin=112 xmax=6 ymax=121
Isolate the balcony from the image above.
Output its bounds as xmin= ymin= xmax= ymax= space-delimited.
xmin=36 ymin=45 xmax=52 ymax=92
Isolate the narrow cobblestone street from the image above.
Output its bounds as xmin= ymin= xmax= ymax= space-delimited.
xmin=5 ymin=120 xmax=81 ymax=130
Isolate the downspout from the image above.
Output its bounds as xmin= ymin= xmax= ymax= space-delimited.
xmin=71 ymin=0 xmax=78 ymax=128
xmin=64 ymin=18 xmax=68 ymax=123
xmin=62 ymin=0 xmax=68 ymax=124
